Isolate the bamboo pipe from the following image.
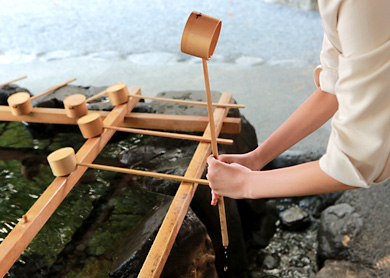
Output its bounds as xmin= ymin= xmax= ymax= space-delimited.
xmin=77 ymin=112 xmax=233 ymax=145
xmin=47 ymin=147 xmax=209 ymax=185
xmin=128 ymin=93 xmax=245 ymax=109
xmin=7 ymin=78 xmax=76 ymax=116
xmin=0 ymin=75 xmax=27 ymax=87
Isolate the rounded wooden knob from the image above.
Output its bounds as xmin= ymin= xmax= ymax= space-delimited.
xmin=77 ymin=113 xmax=104 ymax=138
xmin=7 ymin=92 xmax=33 ymax=116
xmin=64 ymin=94 xmax=88 ymax=118
xmin=181 ymin=11 xmax=222 ymax=60
xmin=47 ymin=147 xmax=77 ymax=176
xmin=106 ymin=82 xmax=129 ymax=105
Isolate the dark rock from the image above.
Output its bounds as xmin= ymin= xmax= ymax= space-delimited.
xmin=124 ymin=90 xmax=259 ymax=277
xmin=317 ymin=203 xmax=363 ymax=262
xmin=0 ymin=84 xmax=31 ymax=105
xmin=279 ymin=206 xmax=310 ymax=231
xmin=317 ymin=181 xmax=390 ymax=277
xmin=110 ymin=197 xmax=217 ymax=278
xmin=315 ymin=260 xmax=376 ymax=278
xmin=256 ymin=252 xmax=280 ymax=270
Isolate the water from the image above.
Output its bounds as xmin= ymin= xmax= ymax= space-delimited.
xmin=0 ymin=121 xmax=166 ymax=277
xmin=0 ymin=0 xmax=322 ymax=66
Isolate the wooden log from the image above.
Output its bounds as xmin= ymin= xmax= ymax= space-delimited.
xmin=0 ymin=88 xmax=142 ymax=277
xmin=138 ymin=92 xmax=232 ymax=278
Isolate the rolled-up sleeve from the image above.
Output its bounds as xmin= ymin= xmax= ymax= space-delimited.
xmin=316 ymin=33 xmax=340 ymax=94
xmin=319 ymin=0 xmax=390 ymax=187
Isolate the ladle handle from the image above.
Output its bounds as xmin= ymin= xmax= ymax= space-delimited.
xmin=104 ymin=126 xmax=233 ymax=145
xmin=0 ymin=76 xmax=27 ymax=87
xmin=30 ymin=78 xmax=76 ymax=100
xmin=202 ymin=59 xmax=229 ymax=247
xmin=128 ymin=93 xmax=245 ymax=109
xmin=77 ymin=162 xmax=209 ymax=185
xmin=86 ymin=90 xmax=107 ymax=103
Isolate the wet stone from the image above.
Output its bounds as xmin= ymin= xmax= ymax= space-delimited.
xmin=279 ymin=206 xmax=310 ymax=231
xmin=256 ymin=251 xmax=281 ymax=270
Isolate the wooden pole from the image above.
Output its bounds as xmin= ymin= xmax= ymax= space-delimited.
xmin=30 ymin=78 xmax=76 ymax=100
xmin=0 ymin=76 xmax=27 ymax=87
xmin=77 ymin=162 xmax=209 ymax=185
xmin=0 ymin=105 xmax=241 ymax=134
xmin=138 ymin=92 xmax=233 ymax=278
xmin=202 ymin=59 xmax=229 ymax=247
xmin=104 ymin=126 xmax=233 ymax=145
xmin=128 ymin=93 xmax=245 ymax=109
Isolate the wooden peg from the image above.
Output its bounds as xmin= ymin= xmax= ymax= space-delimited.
xmin=7 ymin=92 xmax=33 ymax=116
xmin=106 ymin=82 xmax=129 ymax=105
xmin=63 ymin=94 xmax=88 ymax=118
xmin=47 ymin=147 xmax=209 ymax=185
xmin=76 ymin=112 xmax=233 ymax=145
xmin=6 ymin=78 xmax=76 ymax=116
xmin=62 ymin=83 xmax=129 ymax=119
xmin=0 ymin=76 xmax=27 ymax=87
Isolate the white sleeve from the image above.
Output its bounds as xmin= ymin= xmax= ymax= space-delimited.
xmin=314 ymin=33 xmax=340 ymax=94
xmin=319 ymin=0 xmax=390 ymax=187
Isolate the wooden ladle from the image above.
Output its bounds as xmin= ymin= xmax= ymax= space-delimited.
xmin=181 ymin=11 xmax=229 ymax=247
xmin=7 ymin=78 xmax=76 ymax=116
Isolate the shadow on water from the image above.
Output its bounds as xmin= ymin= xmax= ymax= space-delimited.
xmin=0 ymin=121 xmax=166 ymax=277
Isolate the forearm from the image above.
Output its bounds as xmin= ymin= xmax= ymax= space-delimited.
xmin=253 ymin=88 xmax=338 ymax=168
xmin=245 ymin=160 xmax=355 ymax=199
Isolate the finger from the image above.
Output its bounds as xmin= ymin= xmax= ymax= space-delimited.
xmin=207 ymin=155 xmax=216 ymax=166
xmin=211 ymin=189 xmax=219 ymax=206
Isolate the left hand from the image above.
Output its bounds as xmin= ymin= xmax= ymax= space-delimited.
xmin=207 ymin=156 xmax=252 ymax=201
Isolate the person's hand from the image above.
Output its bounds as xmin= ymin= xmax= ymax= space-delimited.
xmin=207 ymin=156 xmax=253 ymax=201
xmin=218 ymin=152 xmax=262 ymax=171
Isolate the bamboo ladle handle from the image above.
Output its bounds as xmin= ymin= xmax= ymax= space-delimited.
xmin=30 ymin=78 xmax=76 ymax=100
xmin=202 ymin=59 xmax=229 ymax=247
xmin=85 ymin=90 xmax=107 ymax=103
xmin=104 ymin=126 xmax=233 ymax=145
xmin=0 ymin=76 xmax=27 ymax=87
xmin=128 ymin=93 xmax=245 ymax=109
xmin=47 ymin=147 xmax=209 ymax=185
xmin=77 ymin=162 xmax=209 ymax=185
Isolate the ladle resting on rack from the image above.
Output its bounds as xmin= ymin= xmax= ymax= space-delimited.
xmin=76 ymin=112 xmax=233 ymax=145
xmin=7 ymin=78 xmax=76 ymax=116
xmin=47 ymin=147 xmax=210 ymax=185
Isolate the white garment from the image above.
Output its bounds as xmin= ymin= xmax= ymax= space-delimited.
xmin=315 ymin=0 xmax=390 ymax=187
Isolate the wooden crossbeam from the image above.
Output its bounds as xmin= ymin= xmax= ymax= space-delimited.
xmin=138 ymin=92 xmax=232 ymax=278
xmin=0 ymin=88 xmax=142 ymax=277
xmin=0 ymin=105 xmax=241 ymax=134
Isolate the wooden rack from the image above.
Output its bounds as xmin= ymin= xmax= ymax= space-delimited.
xmin=0 ymin=85 xmax=241 ymax=277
